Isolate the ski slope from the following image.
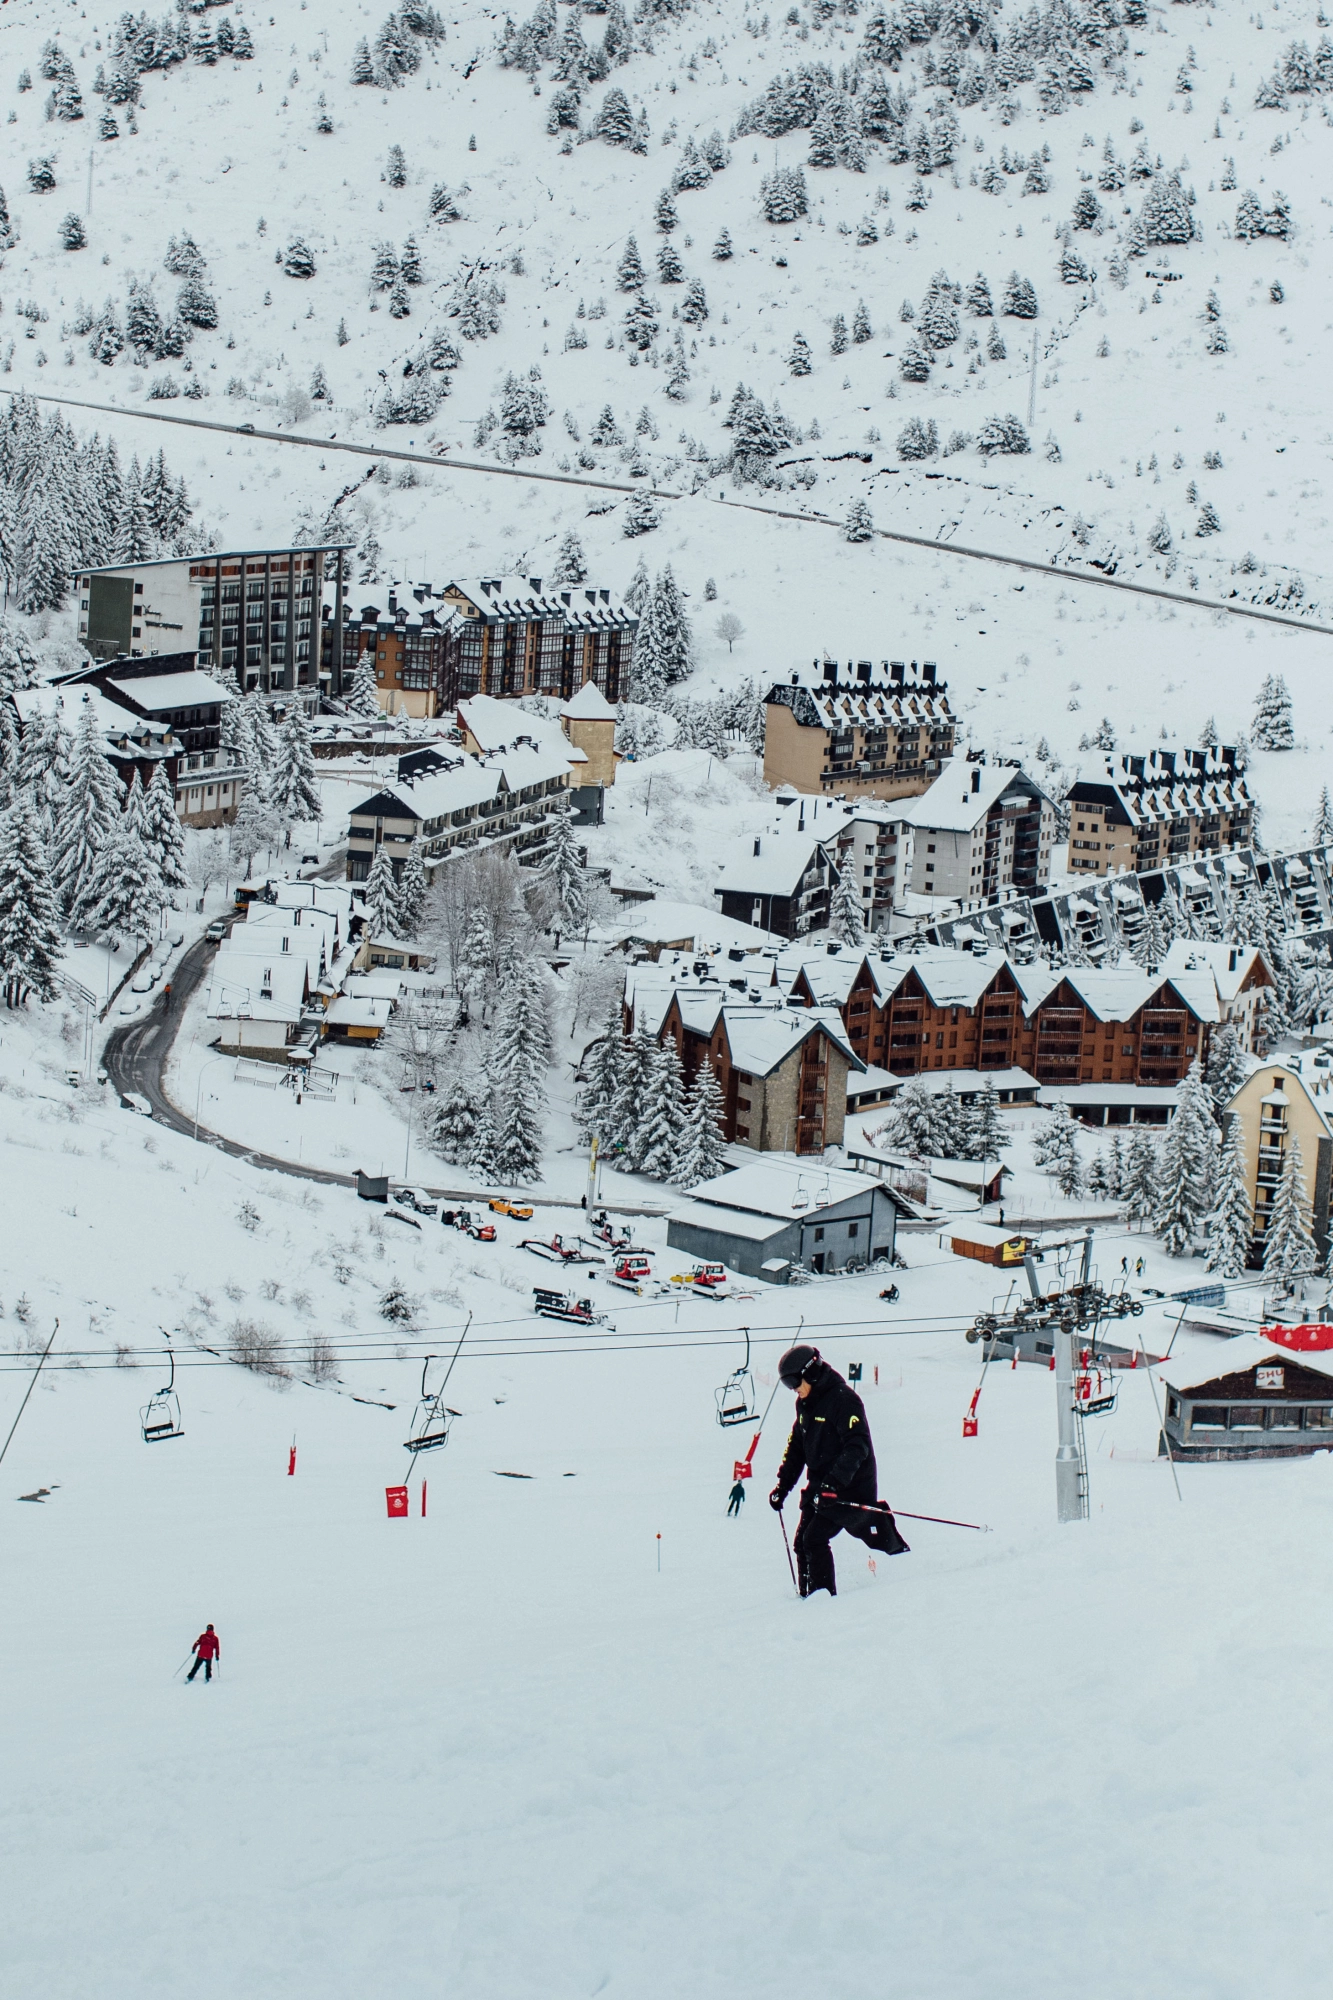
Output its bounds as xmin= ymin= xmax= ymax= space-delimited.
xmin=3 ymin=993 xmax=1333 ymax=1997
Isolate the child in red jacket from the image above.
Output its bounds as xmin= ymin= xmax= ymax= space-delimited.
xmin=186 ymin=1625 xmax=220 ymax=1682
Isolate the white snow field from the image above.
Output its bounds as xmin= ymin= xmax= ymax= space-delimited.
xmin=2 ymin=996 xmax=1333 ymax=1999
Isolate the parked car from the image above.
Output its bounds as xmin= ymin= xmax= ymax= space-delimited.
xmin=167 ymin=928 xmax=186 ymax=948
xmin=121 ymin=1092 xmax=154 ymax=1117
xmin=300 ymin=853 xmax=320 ymax=867
xmin=395 ymin=1187 xmax=439 ymax=1219
xmin=205 ymin=920 xmax=229 ymax=944
xmin=490 ymin=1197 xmax=535 ymax=1220
xmin=130 ymin=970 xmax=156 ymax=994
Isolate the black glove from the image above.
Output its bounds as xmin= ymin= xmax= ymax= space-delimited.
xmin=769 ymin=1486 xmax=786 ymax=1511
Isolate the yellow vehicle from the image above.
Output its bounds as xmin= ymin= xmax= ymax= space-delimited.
xmin=489 ymin=1197 xmax=535 ymax=1221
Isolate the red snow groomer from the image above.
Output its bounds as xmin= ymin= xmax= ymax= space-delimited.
xmin=608 ymin=1254 xmax=654 ymax=1293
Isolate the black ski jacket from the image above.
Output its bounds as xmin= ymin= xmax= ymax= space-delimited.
xmin=775 ymin=1363 xmax=877 ymax=1505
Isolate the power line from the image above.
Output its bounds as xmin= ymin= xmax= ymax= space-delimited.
xmin=7 ymin=385 xmax=1333 ymax=640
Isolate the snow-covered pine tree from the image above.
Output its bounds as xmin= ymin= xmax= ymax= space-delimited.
xmin=1088 ymin=1150 xmax=1110 ymax=1196
xmin=829 ymin=855 xmax=865 ymax=944
xmin=551 ymin=530 xmax=587 ymax=584
xmin=53 ymin=697 xmax=124 ymax=927
xmin=887 ymin=1074 xmax=940 ymax=1157
xmin=844 ymin=498 xmax=874 ymax=542
xmin=631 ymin=565 xmax=693 ymax=696
xmin=228 ymin=781 xmax=275 ymax=882
xmin=469 ymin=1086 xmax=499 ymax=1180
xmin=92 ymin=808 xmax=164 ymax=945
xmin=1155 ymin=1060 xmax=1216 ymax=1255
xmin=638 ymin=1036 xmax=687 ymax=1180
xmin=345 ymin=660 xmax=381 ymax=718
xmin=362 ymin=845 xmax=401 ymax=939
xmin=13 ymin=702 xmax=72 ymax=829
xmin=1312 ymin=784 xmax=1333 ymax=847
xmin=673 ymin=1059 xmax=728 ymax=1187
xmin=1203 ymin=1118 xmax=1254 ymax=1276
xmin=788 ymin=331 xmax=812 ymax=377
xmin=490 ymin=973 xmax=549 ymax=1183
xmin=830 ymin=313 xmax=848 ymax=355
xmin=1263 ymin=1135 xmax=1319 ymax=1280
xmin=608 ymin=1014 xmax=657 ymax=1166
xmin=1252 ymin=672 xmax=1295 ymax=751
xmin=971 ymin=1078 xmax=1005 ymax=1165
xmin=537 ymin=801 xmax=587 ymax=931
xmin=269 ymin=703 xmax=322 ymax=842
xmin=852 ymin=301 xmax=872 ymax=343
xmin=396 ymin=846 xmax=428 ymax=939
xmin=1122 ymin=1129 xmax=1159 ymax=1226
xmin=1055 ymin=1133 xmax=1085 ymax=1199
xmin=1107 ymin=1129 xmax=1125 ymax=1198
xmin=431 ymin=1074 xmax=480 ymax=1164
xmin=0 ymin=795 xmax=63 ymax=1006
xmin=142 ymin=758 xmax=189 ymax=896
xmin=1206 ymin=1021 xmax=1249 ymax=1114
xmin=1034 ymin=1101 xmax=1075 ymax=1166
xmin=577 ymin=1012 xmax=625 ymax=1144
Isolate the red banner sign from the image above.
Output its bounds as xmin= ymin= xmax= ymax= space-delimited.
xmin=385 ymin=1485 xmax=409 ymax=1518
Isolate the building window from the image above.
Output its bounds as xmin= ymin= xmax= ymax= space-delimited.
xmin=1191 ymin=1405 xmax=1228 ymax=1429
xmin=847 ymin=1223 xmax=858 ymax=1238
xmin=813 ymin=1227 xmax=824 ymax=1242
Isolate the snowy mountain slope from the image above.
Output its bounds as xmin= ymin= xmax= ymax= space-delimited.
xmin=2 ymin=0 xmax=1333 ymax=817
xmin=5 ymin=991 xmax=1333 ymax=1998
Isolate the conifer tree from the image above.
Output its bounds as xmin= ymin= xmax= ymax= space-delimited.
xmin=1123 ymin=1129 xmax=1160 ymax=1227
xmin=1155 ymin=1061 xmax=1216 ymax=1254
xmin=1206 ymin=1021 xmax=1249 ymax=1114
xmin=92 ymin=807 xmax=164 ymax=944
xmin=346 ymin=660 xmax=381 ymax=718
xmin=829 ymin=855 xmax=865 ymax=944
xmin=143 ymin=759 xmax=189 ymax=894
xmin=788 ymin=331 xmax=812 ymax=377
xmin=551 ymin=530 xmax=587 ymax=584
xmin=1263 ymin=1135 xmax=1319 ymax=1280
xmin=577 ymin=1011 xmax=625 ymax=1143
xmin=971 ymin=1078 xmax=1005 ymax=1166
xmin=53 ymin=698 xmax=124 ymax=927
xmin=1252 ymin=672 xmax=1295 ymax=751
xmin=887 ymin=1075 xmax=941 ymax=1157
xmin=269 ymin=702 xmax=322 ymax=840
xmin=14 ymin=701 xmax=72 ymax=829
xmin=1204 ymin=1119 xmax=1254 ymax=1277
xmin=852 ymin=301 xmax=872 ymax=343
xmin=844 ymin=498 xmax=874 ymax=543
xmin=674 ymin=1059 xmax=728 ymax=1186
xmin=363 ymin=845 xmax=401 ymax=939
xmin=469 ymin=1086 xmax=499 ymax=1180
xmin=0 ymin=796 xmax=63 ymax=1006
xmin=639 ymin=1037 xmax=687 ymax=1180
xmin=713 ymin=227 xmax=733 ymax=260
xmin=538 ymin=800 xmax=587 ymax=929
xmin=395 ymin=845 xmax=427 ymax=938
xmin=1107 ymin=1130 xmax=1125 ymax=1199
xmin=608 ymin=1015 xmax=657 ymax=1165
xmin=830 ymin=313 xmax=849 ymax=355
xmin=490 ymin=973 xmax=549 ymax=1182
xmin=1312 ymin=785 xmax=1333 ymax=847
xmin=431 ymin=1074 xmax=480 ymax=1163
xmin=656 ymin=240 xmax=684 ymax=285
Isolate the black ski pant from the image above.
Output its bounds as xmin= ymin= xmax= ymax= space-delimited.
xmin=187 ymin=1656 xmax=213 ymax=1682
xmin=794 ymin=1496 xmax=842 ymax=1598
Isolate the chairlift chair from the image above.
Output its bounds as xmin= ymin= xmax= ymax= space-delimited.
xmin=1075 ymin=1357 xmax=1119 ymax=1417
xmin=141 ymin=1345 xmax=184 ymax=1444
xmin=714 ymin=1327 xmax=758 ymax=1428
xmin=404 ymin=1355 xmax=457 ymax=1453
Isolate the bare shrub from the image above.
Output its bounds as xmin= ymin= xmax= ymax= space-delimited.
xmin=227 ymin=1317 xmax=291 ymax=1379
xmin=305 ymin=1335 xmax=338 ymax=1383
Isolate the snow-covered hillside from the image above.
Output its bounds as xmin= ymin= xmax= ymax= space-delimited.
xmin=2 ymin=0 xmax=1333 ymax=821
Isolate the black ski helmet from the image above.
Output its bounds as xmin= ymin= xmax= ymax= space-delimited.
xmin=778 ymin=1344 xmax=822 ymax=1389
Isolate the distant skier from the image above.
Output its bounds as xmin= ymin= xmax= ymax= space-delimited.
xmin=769 ymin=1345 xmax=907 ymax=1598
xmin=727 ymin=1479 xmax=746 ymax=1517
xmin=186 ymin=1624 xmax=220 ymax=1682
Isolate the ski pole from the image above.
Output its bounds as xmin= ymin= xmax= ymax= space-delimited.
xmin=831 ymin=1496 xmax=992 ymax=1533
xmin=0 ymin=1319 xmax=59 ymax=1473
xmin=172 ymin=1653 xmax=193 ymax=1680
xmin=777 ymin=1501 xmax=798 ymax=1593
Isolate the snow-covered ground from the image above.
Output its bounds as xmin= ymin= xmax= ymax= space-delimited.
xmin=1 ymin=978 xmax=1329 ymax=1996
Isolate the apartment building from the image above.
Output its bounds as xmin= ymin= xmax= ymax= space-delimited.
xmin=438 ymin=576 xmax=638 ymax=703
xmin=77 ymin=545 xmax=351 ymax=695
xmin=1225 ymin=1064 xmax=1333 ymax=1266
xmin=763 ymin=659 xmax=956 ymax=801
xmin=1066 ymin=747 xmax=1253 ymax=877
xmin=345 ymin=743 xmax=573 ymax=882
xmin=906 ymin=759 xmax=1057 ymax=901
xmin=321 ymin=594 xmax=463 ymax=719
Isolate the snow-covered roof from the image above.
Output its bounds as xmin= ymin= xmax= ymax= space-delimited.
xmin=668 ymin=1199 xmax=794 ymax=1244
xmin=324 ymin=995 xmax=392 ymax=1028
xmin=216 ymin=930 xmax=324 ymax=986
xmin=1055 ymin=967 xmax=1220 ymax=1026
xmin=559 ymin=681 xmax=618 ymax=723
xmin=901 ymin=761 xmax=1049 ymax=835
xmin=1158 ymin=1334 xmax=1333 ymax=1395
xmin=712 ymin=821 xmax=829 ymax=898
xmin=1036 ymin=1082 xmax=1181 ymax=1108
xmin=597 ymin=901 xmax=770 ymax=954
xmin=854 ymin=1065 xmax=1038 ymax=1102
xmin=722 ymin=1004 xmax=863 ymax=1079
xmin=1160 ymin=939 xmax=1271 ymax=1005
xmin=9 ymin=683 xmax=171 ymax=741
xmin=685 ymin=1156 xmax=888 ymax=1222
xmin=457 ymin=693 xmax=568 ymax=757
xmin=105 ymin=671 xmax=226 ymax=712
xmin=443 ymin=577 xmax=634 ymax=626
xmin=207 ymin=952 xmax=306 ymax=1023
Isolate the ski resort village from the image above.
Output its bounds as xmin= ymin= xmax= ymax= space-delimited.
xmin=7 ymin=0 xmax=1333 ymax=1993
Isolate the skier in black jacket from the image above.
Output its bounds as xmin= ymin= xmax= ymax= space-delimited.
xmin=769 ymin=1345 xmax=907 ymax=1596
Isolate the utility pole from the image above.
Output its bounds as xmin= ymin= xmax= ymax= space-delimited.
xmin=1028 ymin=324 xmax=1039 ymax=431
xmin=1054 ymin=1312 xmax=1084 ymax=1524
